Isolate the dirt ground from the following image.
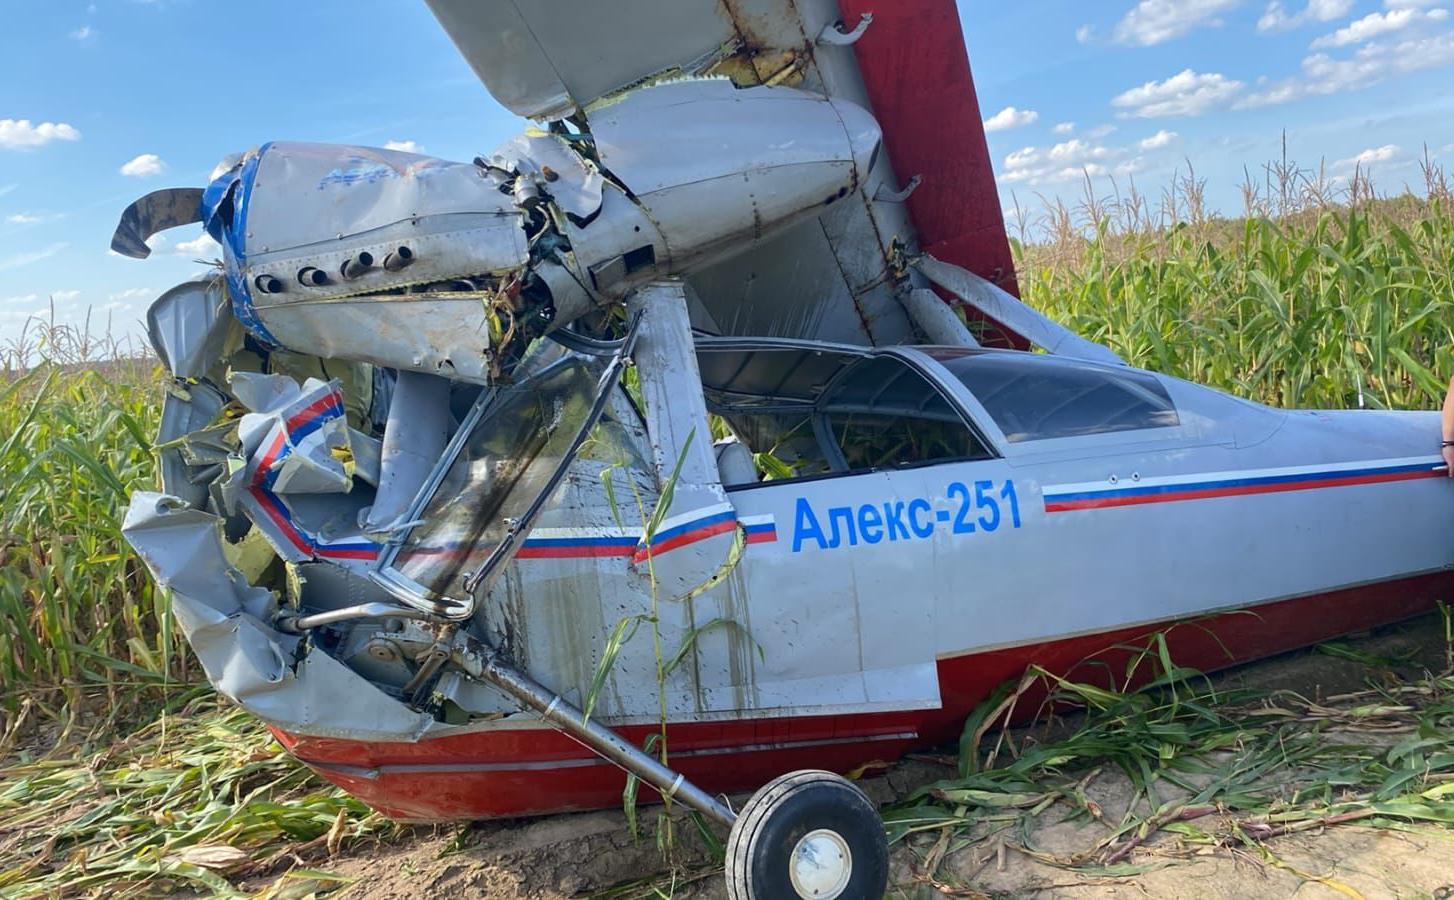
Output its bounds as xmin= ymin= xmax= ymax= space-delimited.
xmin=320 ymin=617 xmax=1454 ymax=899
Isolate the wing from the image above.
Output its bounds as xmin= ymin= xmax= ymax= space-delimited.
xmin=425 ymin=0 xmax=1037 ymax=351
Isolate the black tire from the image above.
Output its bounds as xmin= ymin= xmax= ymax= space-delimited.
xmin=724 ymin=769 xmax=888 ymax=900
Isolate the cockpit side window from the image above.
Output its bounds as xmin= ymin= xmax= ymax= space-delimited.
xmin=930 ymin=349 xmax=1179 ymax=442
xmin=819 ymin=356 xmax=991 ymax=472
xmin=700 ymin=348 xmax=991 ymax=484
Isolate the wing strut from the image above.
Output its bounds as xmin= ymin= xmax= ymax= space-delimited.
xmin=914 ymin=255 xmax=1123 ymax=365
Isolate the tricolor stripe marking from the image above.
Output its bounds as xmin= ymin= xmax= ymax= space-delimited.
xmin=740 ymin=514 xmax=779 ymax=545
xmin=632 ymin=508 xmax=738 ymax=562
xmin=248 ymin=399 xmax=380 ymax=561
xmin=285 ymin=391 xmax=345 ymax=442
xmin=1043 ymin=456 xmax=1444 ymax=513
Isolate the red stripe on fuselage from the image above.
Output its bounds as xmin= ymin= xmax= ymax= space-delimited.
xmin=515 ymin=543 xmax=636 ymax=560
xmin=1045 ymin=467 xmax=1443 ymax=512
xmin=275 ymin=569 xmax=1454 ymax=821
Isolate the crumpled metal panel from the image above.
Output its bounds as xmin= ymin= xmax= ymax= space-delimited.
xmin=146 ymin=276 xmax=233 ymax=381
xmin=242 ymin=143 xmax=517 ymax=256
xmin=488 ymin=131 xmax=604 ymax=221
xmin=226 ymin=372 xmax=381 ymax=566
xmin=251 ymin=295 xmax=497 ymax=384
xmin=123 ymin=492 xmax=440 ymax=741
xmin=202 ymin=143 xmax=524 ymax=380
xmin=157 ymin=380 xmax=228 ymax=509
xmin=362 ymin=371 xmax=453 ymax=538
xmin=235 ymin=377 xmax=352 ymax=496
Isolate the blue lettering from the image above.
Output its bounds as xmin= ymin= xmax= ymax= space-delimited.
xmin=858 ymin=504 xmax=884 ymax=544
xmin=908 ymin=498 xmax=934 ymax=538
xmin=825 ymin=506 xmax=858 ymax=547
xmin=1002 ymin=480 xmax=1022 ymax=528
xmin=792 ymin=498 xmax=826 ymax=552
xmin=883 ymin=501 xmax=910 ymax=541
xmin=975 ymin=479 xmax=1001 ymax=532
xmin=946 ymin=482 xmax=976 ymax=534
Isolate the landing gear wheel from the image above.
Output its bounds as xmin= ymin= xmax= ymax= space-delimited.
xmin=724 ymin=770 xmax=888 ymax=900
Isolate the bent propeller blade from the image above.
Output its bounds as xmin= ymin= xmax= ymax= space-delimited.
xmin=110 ymin=187 xmax=204 ymax=259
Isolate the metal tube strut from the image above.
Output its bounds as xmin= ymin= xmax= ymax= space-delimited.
xmin=454 ymin=636 xmax=738 ymax=828
xmin=275 ymin=602 xmax=443 ymax=633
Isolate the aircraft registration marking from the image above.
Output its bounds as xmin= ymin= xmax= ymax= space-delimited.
xmin=1042 ymin=456 xmax=1444 ymax=513
xmin=790 ymin=479 xmax=1022 ymax=552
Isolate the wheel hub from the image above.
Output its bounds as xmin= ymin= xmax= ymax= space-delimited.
xmin=788 ymin=828 xmax=853 ymax=898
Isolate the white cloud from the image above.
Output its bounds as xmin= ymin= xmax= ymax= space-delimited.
xmin=1336 ymin=143 xmax=1401 ymax=168
xmin=51 ymin=289 xmax=81 ymax=303
xmin=1310 ymin=7 xmax=1447 ymax=48
xmin=1240 ymin=31 xmax=1454 ymax=107
xmin=0 ymin=243 xmax=66 ymax=272
xmin=107 ymin=287 xmax=153 ymax=304
xmin=1112 ymin=69 xmax=1245 ymax=117
xmin=119 ymin=153 xmax=166 ymax=177
xmin=1087 ymin=124 xmax=1119 ymax=139
xmin=0 ymin=184 xmax=15 ymax=198
xmin=999 ymin=138 xmax=1124 ymax=186
xmin=1258 ymin=0 xmax=1355 ymax=32
xmin=983 ymin=106 xmax=1040 ymax=132
xmin=69 ymin=24 xmax=96 ymax=40
xmin=5 ymin=212 xmax=63 ymax=225
xmin=1076 ymin=24 xmax=1095 ymax=43
xmin=173 ymin=234 xmax=221 ymax=258
xmin=383 ymin=140 xmax=423 ymax=153
xmin=1140 ymin=129 xmax=1180 ymax=149
xmin=1115 ymin=157 xmax=1148 ymax=176
xmin=1053 ymin=122 xmax=1076 ymax=135
xmin=0 ymin=119 xmax=81 ymax=150
xmin=1113 ymin=0 xmax=1241 ymax=46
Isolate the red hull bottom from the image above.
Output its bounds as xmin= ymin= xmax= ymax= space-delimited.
xmin=274 ymin=572 xmax=1454 ymax=820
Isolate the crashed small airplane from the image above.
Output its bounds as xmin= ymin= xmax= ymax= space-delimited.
xmin=115 ymin=1 xmax=1453 ymax=897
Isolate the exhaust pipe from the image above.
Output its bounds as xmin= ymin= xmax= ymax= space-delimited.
xmin=297 ymin=266 xmax=330 ymax=287
xmin=340 ymin=252 xmax=375 ymax=280
xmin=382 ymin=246 xmax=414 ymax=272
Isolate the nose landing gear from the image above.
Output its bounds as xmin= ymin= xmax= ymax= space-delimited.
xmin=450 ymin=634 xmax=889 ymax=899
xmin=725 ymin=770 xmax=889 ymax=900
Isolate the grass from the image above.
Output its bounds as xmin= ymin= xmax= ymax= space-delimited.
xmin=0 ymin=356 xmax=179 ymax=746
xmin=887 ymin=623 xmax=1454 ymax=895
xmin=4 ymin=158 xmax=1454 ymax=895
xmin=0 ymin=696 xmax=392 ymax=898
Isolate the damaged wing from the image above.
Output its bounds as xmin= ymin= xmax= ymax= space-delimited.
xmin=421 ymin=0 xmax=1036 ymax=351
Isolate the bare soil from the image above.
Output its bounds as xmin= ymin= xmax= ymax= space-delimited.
xmin=319 ymin=616 xmax=1454 ymax=899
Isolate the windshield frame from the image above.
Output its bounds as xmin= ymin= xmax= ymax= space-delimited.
xmin=371 ymin=318 xmax=640 ymax=618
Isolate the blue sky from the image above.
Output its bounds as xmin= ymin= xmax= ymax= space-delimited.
xmin=2 ymin=0 xmax=1452 ymax=348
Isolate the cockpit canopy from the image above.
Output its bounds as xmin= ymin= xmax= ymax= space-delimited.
xmin=697 ymin=341 xmax=1181 ymax=485
xmin=927 ymin=349 xmax=1179 ymax=442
